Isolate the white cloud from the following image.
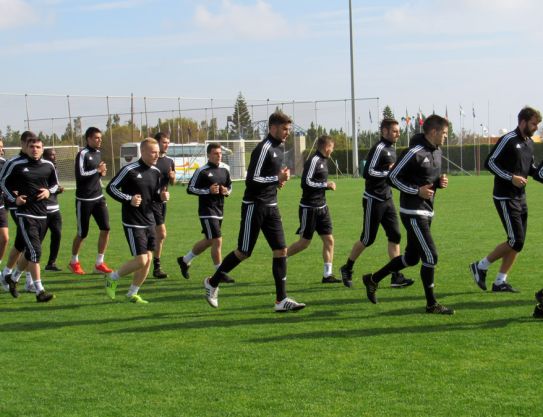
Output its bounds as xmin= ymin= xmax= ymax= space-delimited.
xmin=194 ymin=0 xmax=302 ymax=41
xmin=0 ymin=0 xmax=38 ymax=29
xmin=80 ymin=0 xmax=146 ymax=12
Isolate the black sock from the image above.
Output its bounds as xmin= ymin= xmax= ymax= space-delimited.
xmin=209 ymin=251 xmax=241 ymax=287
xmin=273 ymin=257 xmax=287 ymax=302
xmin=153 ymin=257 xmax=160 ymax=270
xmin=346 ymin=258 xmax=355 ymax=269
xmin=372 ymin=256 xmax=405 ymax=283
xmin=421 ymin=265 xmax=437 ymax=306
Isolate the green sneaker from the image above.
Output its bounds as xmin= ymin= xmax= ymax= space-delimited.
xmin=105 ymin=277 xmax=118 ymax=300
xmin=128 ymin=294 xmax=149 ymax=304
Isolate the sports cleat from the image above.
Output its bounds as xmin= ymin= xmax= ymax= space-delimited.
xmin=94 ymin=263 xmax=113 ymax=274
xmin=204 ymin=277 xmax=219 ymax=308
xmin=177 ymin=257 xmax=190 ymax=279
xmin=535 ymin=289 xmax=543 ymax=304
xmin=105 ymin=276 xmax=118 ymax=300
xmin=362 ymin=274 xmax=378 ymax=304
xmin=390 ymin=272 xmax=414 ymax=288
xmin=45 ymin=263 xmax=62 ymax=272
xmin=492 ymin=282 xmax=518 ymax=293
xmin=219 ymin=272 xmax=235 ymax=284
xmin=69 ymin=261 xmax=85 ymax=275
xmin=322 ymin=275 xmax=341 ymax=284
xmin=340 ymin=265 xmax=353 ymax=288
xmin=426 ymin=303 xmax=455 ymax=315
xmin=533 ymin=304 xmax=543 ymax=319
xmin=274 ymin=297 xmax=306 ymax=312
xmin=4 ymin=274 xmax=19 ymax=298
xmin=25 ymin=281 xmax=36 ymax=293
xmin=0 ymin=273 xmax=8 ymax=292
xmin=469 ymin=261 xmax=487 ymax=291
xmin=153 ymin=269 xmax=168 ymax=279
xmin=128 ymin=294 xmax=149 ymax=304
xmin=36 ymin=290 xmax=54 ymax=303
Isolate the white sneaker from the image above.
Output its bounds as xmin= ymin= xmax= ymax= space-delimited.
xmin=204 ymin=277 xmax=219 ymax=308
xmin=274 ymin=297 xmax=306 ymax=312
xmin=25 ymin=281 xmax=36 ymax=293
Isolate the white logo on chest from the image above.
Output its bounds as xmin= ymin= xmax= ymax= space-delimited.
xmin=516 ymin=144 xmax=521 ymax=149
xmin=136 ymin=173 xmax=142 ymax=179
xmin=89 ymin=157 xmax=93 ymax=160
xmin=320 ymin=164 xmax=324 ymax=168
xmin=208 ymin=173 xmax=213 ymax=177
xmin=273 ymin=152 xmax=277 ymax=158
xmin=422 ymin=157 xmax=430 ymax=163
xmin=23 ymin=168 xmax=29 ymax=172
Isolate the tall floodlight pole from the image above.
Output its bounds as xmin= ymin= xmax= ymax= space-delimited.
xmin=349 ymin=0 xmax=358 ymax=176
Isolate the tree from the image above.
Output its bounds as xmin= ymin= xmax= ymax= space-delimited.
xmin=382 ymin=105 xmax=394 ymax=120
xmin=230 ymin=92 xmax=253 ymax=139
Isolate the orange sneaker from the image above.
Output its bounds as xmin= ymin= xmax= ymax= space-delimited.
xmin=94 ymin=263 xmax=113 ymax=274
xmin=69 ymin=261 xmax=85 ymax=275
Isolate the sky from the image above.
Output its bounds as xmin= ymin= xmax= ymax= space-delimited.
xmin=1 ymin=0 xmax=542 ymax=137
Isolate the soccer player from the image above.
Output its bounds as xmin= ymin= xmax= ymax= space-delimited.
xmin=340 ymin=118 xmax=413 ymax=289
xmin=287 ymin=135 xmax=339 ymax=283
xmin=470 ymin=106 xmax=543 ymax=293
xmin=0 ymin=132 xmax=37 ymax=293
xmin=69 ymin=127 xmax=112 ymax=275
xmin=1 ymin=135 xmax=57 ymax=302
xmin=104 ymin=138 xmax=169 ymax=304
xmin=43 ymin=148 xmax=64 ymax=272
xmin=177 ymin=143 xmax=233 ymax=282
xmin=0 ymin=139 xmax=9 ymax=276
xmin=203 ymin=111 xmax=305 ymax=312
xmin=361 ymin=115 xmax=454 ymax=315
xmin=151 ymin=132 xmax=176 ymax=279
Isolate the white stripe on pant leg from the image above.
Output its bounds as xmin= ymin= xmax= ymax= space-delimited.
xmin=410 ymin=218 xmax=434 ymax=265
xmin=76 ymin=200 xmax=82 ymax=237
xmin=18 ymin=217 xmax=38 ymax=263
xmin=204 ymin=219 xmax=212 ymax=240
xmin=300 ymin=208 xmax=307 ymax=235
xmin=128 ymin=227 xmax=137 ymax=256
xmin=362 ymin=198 xmax=373 ymax=246
xmin=500 ymin=200 xmax=516 ymax=247
xmin=242 ymin=204 xmax=254 ymax=253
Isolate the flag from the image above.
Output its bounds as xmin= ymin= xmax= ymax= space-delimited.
xmin=418 ymin=108 xmax=423 ymax=126
xmin=369 ymin=109 xmax=373 ymax=124
xmin=460 ymin=105 xmax=465 ymax=117
xmin=445 ymin=106 xmax=449 ymax=121
xmin=402 ymin=108 xmax=411 ymax=125
xmin=472 ymin=106 xmax=476 ymax=118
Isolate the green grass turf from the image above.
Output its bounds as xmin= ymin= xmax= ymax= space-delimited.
xmin=1 ymin=176 xmax=542 ymax=417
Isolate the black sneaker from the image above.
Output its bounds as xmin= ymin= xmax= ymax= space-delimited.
xmin=390 ymin=272 xmax=414 ymax=288
xmin=426 ymin=303 xmax=455 ymax=315
xmin=177 ymin=257 xmax=190 ymax=279
xmin=219 ymin=272 xmax=235 ymax=284
xmin=535 ymin=289 xmax=543 ymax=304
xmin=469 ymin=261 xmax=487 ymax=291
xmin=322 ymin=275 xmax=341 ymax=284
xmin=533 ymin=304 xmax=543 ymax=319
xmin=4 ymin=274 xmax=19 ymax=298
xmin=45 ymin=263 xmax=62 ymax=272
xmin=492 ymin=282 xmax=518 ymax=293
xmin=153 ymin=269 xmax=168 ymax=279
xmin=362 ymin=274 xmax=378 ymax=304
xmin=36 ymin=290 xmax=54 ymax=303
xmin=340 ymin=265 xmax=353 ymax=288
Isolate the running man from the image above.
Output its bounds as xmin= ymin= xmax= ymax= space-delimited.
xmin=361 ymin=115 xmax=454 ymax=315
xmin=470 ymin=106 xmax=542 ymax=293
xmin=43 ymin=148 xmax=64 ymax=272
xmin=287 ymin=135 xmax=339 ymax=283
xmin=340 ymin=118 xmax=413 ymax=289
xmin=69 ymin=127 xmax=112 ymax=275
xmin=105 ymin=138 xmax=169 ymax=304
xmin=178 ymin=143 xmax=233 ymax=282
xmin=203 ymin=111 xmax=305 ymax=312
xmin=151 ymin=132 xmax=176 ymax=279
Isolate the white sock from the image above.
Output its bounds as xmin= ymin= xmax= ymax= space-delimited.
xmin=25 ymin=272 xmax=32 ymax=284
xmin=96 ymin=254 xmax=105 ymax=265
xmin=214 ymin=264 xmax=221 ymax=270
xmin=34 ymin=280 xmax=44 ymax=293
xmin=127 ymin=284 xmax=139 ymax=297
xmin=109 ymin=271 xmax=120 ymax=281
xmin=183 ymin=251 xmax=196 ymax=264
xmin=12 ymin=268 xmax=22 ymax=282
xmin=71 ymin=254 xmax=79 ymax=263
xmin=323 ymin=263 xmax=333 ymax=277
xmin=2 ymin=267 xmax=12 ymax=276
xmin=495 ymin=273 xmax=507 ymax=285
xmin=478 ymin=258 xmax=491 ymax=270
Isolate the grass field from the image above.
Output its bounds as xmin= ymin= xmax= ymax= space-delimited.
xmin=1 ymin=175 xmax=542 ymax=417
